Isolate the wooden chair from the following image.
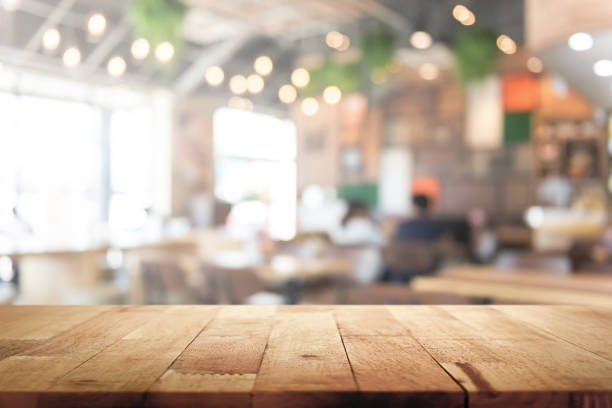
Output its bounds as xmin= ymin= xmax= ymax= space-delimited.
xmin=383 ymin=241 xmax=441 ymax=282
xmin=206 ymin=264 xmax=284 ymax=305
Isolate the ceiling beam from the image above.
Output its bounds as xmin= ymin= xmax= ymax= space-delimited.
xmin=84 ymin=21 xmax=131 ymax=71
xmin=351 ymin=0 xmax=413 ymax=33
xmin=174 ymin=34 xmax=251 ymax=95
xmin=0 ymin=45 xmax=152 ymax=91
xmin=24 ymin=0 xmax=80 ymax=53
xmin=17 ymin=0 xmax=84 ymax=29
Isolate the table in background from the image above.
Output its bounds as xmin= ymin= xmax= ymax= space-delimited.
xmin=412 ymin=264 xmax=612 ymax=306
xmin=1 ymin=305 xmax=611 ymax=407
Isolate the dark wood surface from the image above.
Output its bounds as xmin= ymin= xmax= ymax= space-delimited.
xmin=1 ymin=305 xmax=611 ymax=407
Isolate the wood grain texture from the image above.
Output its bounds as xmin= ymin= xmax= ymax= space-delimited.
xmin=0 ymin=305 xmax=611 ymax=408
xmin=389 ymin=305 xmax=612 ymax=408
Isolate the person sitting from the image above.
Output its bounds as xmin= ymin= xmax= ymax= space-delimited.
xmin=383 ymin=195 xmax=444 ymax=282
xmin=396 ymin=195 xmax=444 ymax=242
xmin=329 ymin=201 xmax=385 ymax=284
xmin=329 ymin=201 xmax=385 ymax=246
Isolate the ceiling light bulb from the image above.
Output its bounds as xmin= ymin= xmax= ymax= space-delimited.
xmin=291 ymin=68 xmax=310 ymax=88
xmin=568 ymin=32 xmax=593 ymax=51
xmin=326 ymin=31 xmax=345 ymax=49
xmin=336 ymin=35 xmax=351 ymax=52
xmin=594 ymin=60 xmax=612 ymax=77
xmin=131 ymin=38 xmax=150 ymax=60
xmin=107 ymin=56 xmax=126 ymax=77
xmin=2 ymin=0 xmax=20 ymax=11
xmin=88 ymin=13 xmax=106 ymax=37
xmin=527 ymin=56 xmax=543 ymax=73
xmin=497 ymin=34 xmax=517 ymax=54
xmin=63 ymin=47 xmax=81 ymax=67
xmin=42 ymin=28 xmax=61 ymax=51
xmin=247 ymin=74 xmax=264 ymax=94
xmin=278 ymin=84 xmax=297 ymax=104
xmin=410 ymin=31 xmax=433 ymax=50
xmin=254 ymin=56 xmax=273 ymax=76
xmin=301 ymin=97 xmax=319 ymax=116
xmin=229 ymin=75 xmax=248 ymax=95
xmin=205 ymin=66 xmax=224 ymax=86
xmin=155 ymin=41 xmax=174 ymax=63
xmin=323 ymin=86 xmax=342 ymax=105
xmin=452 ymin=4 xmax=470 ymax=22
xmin=462 ymin=11 xmax=475 ymax=26
xmin=419 ymin=63 xmax=439 ymax=80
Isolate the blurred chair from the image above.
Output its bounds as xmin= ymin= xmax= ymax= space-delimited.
xmin=342 ymin=284 xmax=471 ymax=305
xmin=207 ymin=264 xmax=284 ymax=305
xmin=138 ymin=257 xmax=215 ymax=304
xmin=383 ymin=241 xmax=441 ymax=282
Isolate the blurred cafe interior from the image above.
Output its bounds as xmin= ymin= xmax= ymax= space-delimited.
xmin=1 ymin=0 xmax=612 ymax=307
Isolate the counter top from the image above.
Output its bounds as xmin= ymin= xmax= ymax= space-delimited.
xmin=1 ymin=305 xmax=611 ymax=407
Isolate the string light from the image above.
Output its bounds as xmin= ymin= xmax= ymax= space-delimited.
xmin=63 ymin=47 xmax=81 ymax=67
xmin=107 ymin=56 xmax=126 ymax=77
xmin=301 ymin=97 xmax=319 ymax=116
xmin=254 ymin=56 xmax=273 ymax=76
xmin=323 ymin=86 xmax=342 ymax=105
xmin=2 ymin=0 xmax=20 ymax=11
xmin=247 ymin=74 xmax=264 ymax=94
xmin=205 ymin=66 xmax=224 ymax=86
xmin=131 ymin=38 xmax=150 ymax=60
xmin=568 ymin=32 xmax=593 ymax=51
xmin=88 ymin=13 xmax=106 ymax=37
xmin=278 ymin=84 xmax=297 ymax=104
xmin=410 ymin=31 xmax=432 ymax=50
xmin=42 ymin=28 xmax=61 ymax=51
xmin=155 ymin=41 xmax=174 ymax=63
xmin=291 ymin=68 xmax=310 ymax=88
xmin=527 ymin=57 xmax=543 ymax=73
xmin=229 ymin=75 xmax=248 ymax=94
xmin=497 ymin=34 xmax=517 ymax=54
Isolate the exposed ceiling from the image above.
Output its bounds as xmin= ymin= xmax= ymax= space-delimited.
xmin=541 ymin=30 xmax=612 ymax=111
xmin=0 ymin=0 xmax=525 ymax=109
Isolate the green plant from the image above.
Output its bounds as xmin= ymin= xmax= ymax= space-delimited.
xmin=300 ymin=61 xmax=360 ymax=97
xmin=453 ymin=27 xmax=500 ymax=83
xmin=322 ymin=61 xmax=360 ymax=94
xmin=128 ymin=0 xmax=186 ymax=47
xmin=361 ymin=26 xmax=395 ymax=69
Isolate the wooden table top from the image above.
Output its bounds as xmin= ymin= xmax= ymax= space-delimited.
xmin=1 ymin=305 xmax=612 ymax=408
xmin=441 ymin=265 xmax=612 ymax=294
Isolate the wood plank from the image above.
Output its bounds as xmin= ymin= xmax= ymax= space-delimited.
xmin=147 ymin=306 xmax=275 ymax=408
xmin=494 ymin=305 xmax=612 ymax=362
xmin=252 ymin=310 xmax=356 ymax=408
xmin=0 ymin=306 xmax=112 ymax=341
xmin=389 ymin=306 xmax=612 ymax=407
xmin=334 ymin=307 xmax=464 ymax=408
xmin=42 ymin=306 xmax=217 ymax=408
xmin=0 ymin=306 xmax=208 ymax=406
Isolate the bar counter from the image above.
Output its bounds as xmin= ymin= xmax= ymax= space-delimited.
xmin=1 ymin=305 xmax=611 ymax=407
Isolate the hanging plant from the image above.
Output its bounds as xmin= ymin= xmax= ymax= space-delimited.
xmin=300 ymin=60 xmax=361 ymax=97
xmin=128 ymin=0 xmax=186 ymax=49
xmin=453 ymin=27 xmax=500 ymax=84
xmin=322 ymin=61 xmax=360 ymax=94
xmin=361 ymin=26 xmax=395 ymax=69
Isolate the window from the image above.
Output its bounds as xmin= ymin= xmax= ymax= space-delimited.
xmin=109 ymin=108 xmax=155 ymax=232
xmin=213 ymin=108 xmax=297 ymax=240
xmin=0 ymin=93 xmax=101 ymax=248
